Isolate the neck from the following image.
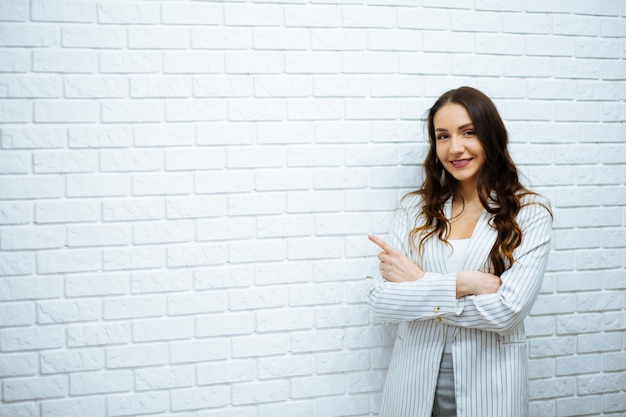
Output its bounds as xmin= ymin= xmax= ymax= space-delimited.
xmin=454 ymin=181 xmax=480 ymax=206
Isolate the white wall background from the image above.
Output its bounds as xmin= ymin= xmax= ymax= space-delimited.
xmin=0 ymin=1 xmax=625 ymax=416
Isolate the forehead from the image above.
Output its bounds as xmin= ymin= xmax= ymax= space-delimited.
xmin=433 ymin=103 xmax=472 ymax=128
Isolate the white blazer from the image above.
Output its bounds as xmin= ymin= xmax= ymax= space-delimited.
xmin=368 ymin=193 xmax=552 ymax=417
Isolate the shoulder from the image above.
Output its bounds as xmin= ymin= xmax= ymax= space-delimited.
xmin=398 ymin=192 xmax=425 ymax=217
xmin=517 ymin=192 xmax=553 ymax=227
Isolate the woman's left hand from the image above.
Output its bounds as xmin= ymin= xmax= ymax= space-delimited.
xmin=369 ymin=234 xmax=425 ymax=283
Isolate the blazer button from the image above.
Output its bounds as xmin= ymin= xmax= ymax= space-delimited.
xmin=435 ymin=317 xmax=442 ymax=323
xmin=433 ymin=307 xmax=440 ymax=313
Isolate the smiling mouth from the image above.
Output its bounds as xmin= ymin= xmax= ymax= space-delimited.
xmin=450 ymin=158 xmax=473 ymax=168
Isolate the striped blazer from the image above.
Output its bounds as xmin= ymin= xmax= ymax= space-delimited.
xmin=368 ymin=193 xmax=552 ymax=417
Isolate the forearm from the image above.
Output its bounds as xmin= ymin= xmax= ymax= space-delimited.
xmin=368 ymin=272 xmax=460 ymax=323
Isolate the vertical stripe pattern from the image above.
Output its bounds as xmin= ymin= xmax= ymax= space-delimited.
xmin=368 ymin=194 xmax=552 ymax=417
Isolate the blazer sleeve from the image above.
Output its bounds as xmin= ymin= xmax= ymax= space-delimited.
xmin=441 ymin=198 xmax=553 ymax=336
xmin=367 ymin=201 xmax=461 ymax=324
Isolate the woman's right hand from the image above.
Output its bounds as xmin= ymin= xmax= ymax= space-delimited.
xmin=456 ymin=270 xmax=501 ymax=298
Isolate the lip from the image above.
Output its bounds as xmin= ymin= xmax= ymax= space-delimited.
xmin=450 ymin=158 xmax=473 ymax=168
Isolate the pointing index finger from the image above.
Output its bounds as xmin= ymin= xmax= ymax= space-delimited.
xmin=368 ymin=234 xmax=396 ymax=254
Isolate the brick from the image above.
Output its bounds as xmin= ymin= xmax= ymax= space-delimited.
xmin=1 ymin=226 xmax=66 ymax=250
xmin=292 ymin=374 xmax=345 ymax=398
xmin=285 ymin=52 xmax=341 ymax=73
xmin=195 ymin=75 xmax=253 ymax=97
xmin=529 ymin=377 xmax=576 ymax=400
xmin=554 ymin=58 xmax=603 ymax=79
xmin=4 ymin=375 xmax=66 ymax=401
xmin=1 ymin=326 xmax=64 ymax=351
xmin=530 ymin=336 xmax=577 ymax=358
xmin=133 ymin=221 xmax=194 ymax=244
xmin=0 ymin=75 xmax=62 ymax=98
xmin=604 ymin=392 xmax=626 ymax=413
xmin=526 ymin=0 xmax=573 ymax=13
xmin=316 ymin=393 xmax=370 ymax=417
xmin=162 ymin=2 xmax=222 ymax=25
xmin=65 ymin=273 xmax=129 ymax=297
xmin=33 ymin=50 xmax=96 ymax=73
xmin=574 ymin=0 xmax=620 ymax=16
xmin=0 ymin=352 xmax=37 ymax=377
xmin=577 ymin=374 xmax=623 ymax=395
xmin=555 ymin=354 xmax=601 ymax=376
xmin=529 ymin=358 xmax=555 ymax=379
xmin=556 ymin=314 xmax=603 ymax=335
xmin=556 ymin=396 xmax=602 ymax=417
xmin=284 ymin=5 xmax=340 ymax=27
xmin=196 ymin=312 xmax=255 ymax=337
xmin=37 ymin=299 xmax=101 ymax=324
xmin=195 ymin=265 xmax=254 ymax=290
xmin=0 ymin=50 xmax=30 ymax=72
xmin=131 ymin=270 xmax=192 ymax=294
xmin=41 ymin=349 xmax=104 ymax=374
xmin=69 ymin=126 xmax=131 ymax=148
xmin=62 ymin=26 xmax=124 ymax=48
xmin=198 ymin=359 xmax=257 ymax=385
xmin=100 ymin=51 xmax=162 ymax=74
xmin=37 ymin=249 xmax=101 ymax=274
xmin=42 ymin=398 xmax=104 ymax=417
xmin=170 ymin=386 xmax=230 ymax=411
xmin=316 ymin=305 xmax=370 ymax=328
xmin=132 ymin=173 xmax=193 ymax=196
xmin=577 ymin=332 xmax=622 ymax=353
xmin=102 ymin=198 xmax=163 ymax=222
xmin=168 ymin=292 xmax=228 ymax=316
xmin=232 ymin=333 xmax=290 ymax=358
xmin=106 ymin=392 xmax=169 ymax=417
xmin=135 ymin=365 xmax=195 ymax=390
xmin=576 ymin=249 xmax=622 ymax=270
xmin=0 ymin=0 xmax=29 ymax=21
xmin=254 ymin=28 xmax=310 ymax=50
xmin=104 ymin=296 xmax=165 ymax=320
xmin=107 ymin=343 xmax=168 ymax=368
xmin=255 ymin=261 xmax=313 ymax=285
xmin=68 ymin=322 xmax=130 ymax=347
xmin=0 ymin=276 xmax=62 ymax=301
xmin=164 ymin=51 xmax=223 ymax=74
xmin=259 ymin=401 xmax=315 ymax=417
xmin=224 ymin=4 xmax=282 ymax=26
xmin=291 ymin=329 xmax=344 ymax=353
xmin=0 ymin=99 xmax=31 ymax=122
xmin=603 ymin=312 xmax=626 ymax=331
xmin=502 ymin=12 xmax=550 ymax=33
xmin=98 ymin=2 xmax=159 ymax=24
xmin=133 ymin=317 xmax=194 ymax=342
xmin=553 ymin=14 xmax=601 ymax=36
xmin=170 ymin=339 xmax=229 ymax=364
xmin=166 ymin=243 xmax=227 ymax=267
xmin=603 ymin=352 xmax=626 ymax=372
xmin=129 ymin=27 xmax=189 ymax=49
xmin=70 ymin=370 xmax=132 ymax=395
xmin=233 ymin=380 xmax=289 ymax=405
xmin=0 ymin=23 xmax=59 ymax=47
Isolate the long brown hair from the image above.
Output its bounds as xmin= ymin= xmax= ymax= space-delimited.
xmin=406 ymin=86 xmax=539 ymax=276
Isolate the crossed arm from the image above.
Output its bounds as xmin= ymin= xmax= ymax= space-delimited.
xmin=368 ymin=234 xmax=501 ymax=299
xmin=367 ymin=201 xmax=552 ymax=335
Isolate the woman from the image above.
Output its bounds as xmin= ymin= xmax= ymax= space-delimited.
xmin=368 ymin=86 xmax=552 ymax=417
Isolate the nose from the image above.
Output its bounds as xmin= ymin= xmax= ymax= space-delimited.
xmin=449 ymin=135 xmax=464 ymax=153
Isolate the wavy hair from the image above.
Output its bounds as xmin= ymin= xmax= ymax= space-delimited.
xmin=406 ymin=86 xmax=544 ymax=276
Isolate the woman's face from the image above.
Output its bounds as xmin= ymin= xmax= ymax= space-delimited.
xmin=433 ymin=102 xmax=485 ymax=187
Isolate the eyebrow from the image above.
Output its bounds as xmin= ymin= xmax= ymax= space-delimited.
xmin=434 ymin=123 xmax=474 ymax=132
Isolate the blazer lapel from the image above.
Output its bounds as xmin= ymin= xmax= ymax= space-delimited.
xmin=420 ymin=198 xmax=498 ymax=274
xmin=462 ymin=209 xmax=497 ymax=272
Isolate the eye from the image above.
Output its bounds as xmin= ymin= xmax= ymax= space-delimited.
xmin=436 ymin=133 xmax=449 ymax=140
xmin=463 ymin=130 xmax=475 ymax=136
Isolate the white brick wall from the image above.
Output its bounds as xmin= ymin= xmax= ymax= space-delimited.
xmin=0 ymin=1 xmax=624 ymax=416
